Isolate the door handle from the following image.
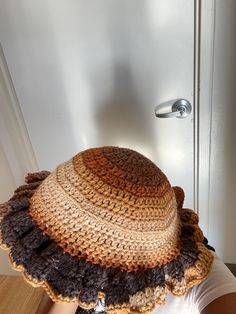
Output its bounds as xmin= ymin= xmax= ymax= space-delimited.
xmin=155 ymin=99 xmax=192 ymax=119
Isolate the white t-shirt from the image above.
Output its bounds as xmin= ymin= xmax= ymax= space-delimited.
xmin=152 ymin=252 xmax=236 ymax=314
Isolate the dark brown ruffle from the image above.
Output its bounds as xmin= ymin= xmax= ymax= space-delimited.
xmin=1 ymin=201 xmax=198 ymax=306
xmin=0 ymin=171 xmax=209 ymax=308
xmin=25 ymin=171 xmax=51 ymax=184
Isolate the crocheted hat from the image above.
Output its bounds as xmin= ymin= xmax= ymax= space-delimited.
xmin=0 ymin=146 xmax=214 ymax=314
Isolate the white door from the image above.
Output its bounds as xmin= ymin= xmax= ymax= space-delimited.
xmin=0 ymin=0 xmax=195 ymax=207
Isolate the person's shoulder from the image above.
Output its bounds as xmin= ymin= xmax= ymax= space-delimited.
xmin=201 ymin=292 xmax=236 ymax=314
xmin=186 ymin=252 xmax=236 ymax=313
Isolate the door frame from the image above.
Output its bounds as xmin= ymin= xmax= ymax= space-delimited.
xmin=197 ymin=0 xmax=215 ymax=237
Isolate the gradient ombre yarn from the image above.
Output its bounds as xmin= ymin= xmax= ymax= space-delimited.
xmin=0 ymin=146 xmax=214 ymax=314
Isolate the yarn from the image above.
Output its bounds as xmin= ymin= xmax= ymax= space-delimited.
xmin=0 ymin=146 xmax=214 ymax=314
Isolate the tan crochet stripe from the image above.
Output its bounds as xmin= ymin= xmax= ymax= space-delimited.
xmin=29 ymin=171 xmax=181 ymax=270
xmin=31 ymin=171 xmax=178 ymax=241
xmin=56 ymin=159 xmax=176 ymax=231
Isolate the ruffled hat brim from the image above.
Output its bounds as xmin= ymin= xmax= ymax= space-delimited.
xmin=0 ymin=172 xmax=214 ymax=314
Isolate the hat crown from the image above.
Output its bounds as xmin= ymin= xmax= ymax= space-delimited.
xmin=80 ymin=146 xmax=169 ymax=188
xmin=77 ymin=146 xmax=172 ymax=197
xmin=0 ymin=146 xmax=214 ymax=312
xmin=69 ymin=146 xmax=177 ymax=224
xmin=29 ymin=146 xmax=179 ymax=270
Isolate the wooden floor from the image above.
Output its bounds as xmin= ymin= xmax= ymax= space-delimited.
xmin=0 ymin=275 xmax=44 ymax=314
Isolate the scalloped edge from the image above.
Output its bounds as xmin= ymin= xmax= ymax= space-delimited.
xmin=1 ymin=239 xmax=214 ymax=314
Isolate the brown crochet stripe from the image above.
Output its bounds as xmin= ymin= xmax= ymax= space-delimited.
xmin=172 ymin=186 xmax=185 ymax=210
xmin=101 ymin=147 xmax=166 ymax=187
xmin=77 ymin=147 xmax=171 ymax=197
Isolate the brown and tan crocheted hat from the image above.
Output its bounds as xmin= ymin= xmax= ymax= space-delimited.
xmin=0 ymin=146 xmax=214 ymax=314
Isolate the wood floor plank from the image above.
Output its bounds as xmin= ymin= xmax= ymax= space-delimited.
xmin=0 ymin=275 xmax=44 ymax=314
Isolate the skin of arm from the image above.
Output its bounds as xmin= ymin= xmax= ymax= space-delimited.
xmin=201 ymin=292 xmax=236 ymax=314
xmin=36 ymin=292 xmax=78 ymax=314
xmin=47 ymin=302 xmax=79 ymax=314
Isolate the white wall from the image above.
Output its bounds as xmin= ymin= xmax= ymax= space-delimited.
xmin=207 ymin=0 xmax=236 ymax=263
xmin=0 ymin=45 xmax=37 ymax=275
xmin=0 ymin=144 xmax=19 ymax=275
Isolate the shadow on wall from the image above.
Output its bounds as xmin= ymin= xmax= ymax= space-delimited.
xmin=87 ymin=0 xmax=159 ymax=157
xmin=94 ymin=62 xmax=156 ymax=153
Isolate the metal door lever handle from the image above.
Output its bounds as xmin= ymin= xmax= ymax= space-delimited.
xmin=155 ymin=99 xmax=192 ymax=119
xmin=156 ymin=110 xmax=181 ymax=118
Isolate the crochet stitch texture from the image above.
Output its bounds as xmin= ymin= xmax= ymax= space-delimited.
xmin=0 ymin=146 xmax=213 ymax=314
